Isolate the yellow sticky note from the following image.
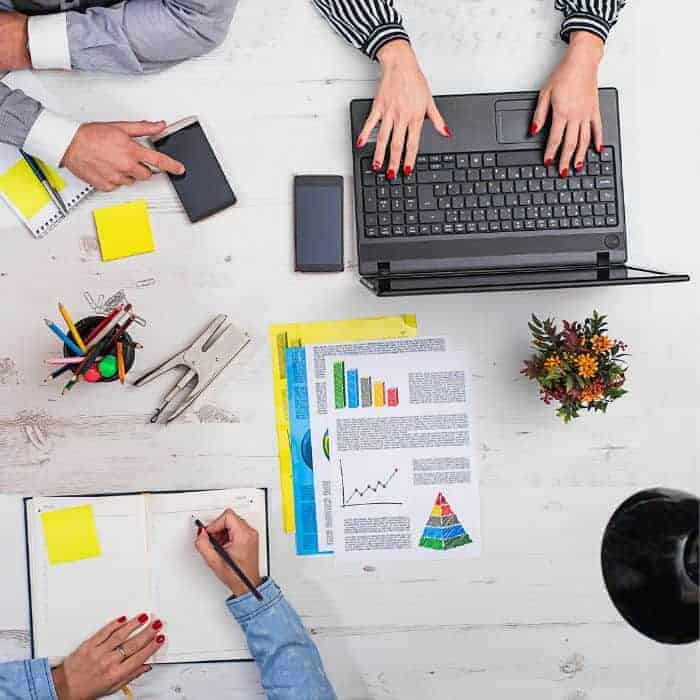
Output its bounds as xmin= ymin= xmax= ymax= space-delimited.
xmin=0 ymin=158 xmax=66 ymax=220
xmin=269 ymin=314 xmax=418 ymax=532
xmin=40 ymin=505 xmax=101 ymax=565
xmin=94 ymin=200 xmax=155 ymax=262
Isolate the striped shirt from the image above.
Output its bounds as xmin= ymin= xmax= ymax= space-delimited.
xmin=312 ymin=0 xmax=626 ymax=60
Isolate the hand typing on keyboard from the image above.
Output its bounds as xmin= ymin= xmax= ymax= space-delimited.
xmin=355 ymin=39 xmax=449 ymax=182
xmin=531 ymin=31 xmax=606 ymax=177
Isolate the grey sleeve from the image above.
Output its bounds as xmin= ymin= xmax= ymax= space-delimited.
xmin=0 ymin=80 xmax=42 ymax=148
xmin=66 ymin=0 xmax=239 ymax=74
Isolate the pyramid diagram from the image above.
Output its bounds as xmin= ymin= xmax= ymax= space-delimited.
xmin=419 ymin=492 xmax=472 ymax=550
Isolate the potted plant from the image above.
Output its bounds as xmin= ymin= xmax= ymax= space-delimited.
xmin=521 ymin=311 xmax=628 ymax=422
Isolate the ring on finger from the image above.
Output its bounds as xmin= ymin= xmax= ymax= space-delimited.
xmin=117 ymin=645 xmax=128 ymax=659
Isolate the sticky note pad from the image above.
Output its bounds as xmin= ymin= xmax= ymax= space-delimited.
xmin=93 ymin=200 xmax=155 ymax=262
xmin=40 ymin=505 xmax=101 ymax=565
xmin=0 ymin=158 xmax=66 ymax=220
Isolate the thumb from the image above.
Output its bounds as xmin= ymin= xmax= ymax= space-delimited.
xmin=531 ymin=90 xmax=551 ymax=136
xmin=427 ymin=99 xmax=449 ymax=137
xmin=111 ymin=120 xmax=166 ymax=137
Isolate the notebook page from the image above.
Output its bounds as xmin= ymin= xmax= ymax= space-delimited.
xmin=27 ymin=495 xmax=149 ymax=662
xmin=145 ymin=489 xmax=268 ymax=663
xmin=0 ymin=71 xmax=92 ymax=238
xmin=0 ymin=496 xmax=30 ymax=635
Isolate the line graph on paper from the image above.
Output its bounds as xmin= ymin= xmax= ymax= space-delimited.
xmin=339 ymin=461 xmax=403 ymax=507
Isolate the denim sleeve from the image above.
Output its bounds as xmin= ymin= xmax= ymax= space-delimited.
xmin=66 ymin=0 xmax=239 ymax=74
xmin=227 ymin=579 xmax=336 ymax=700
xmin=0 ymin=659 xmax=58 ymax=700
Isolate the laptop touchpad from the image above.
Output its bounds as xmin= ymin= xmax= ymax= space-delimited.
xmin=495 ymin=99 xmax=545 ymax=144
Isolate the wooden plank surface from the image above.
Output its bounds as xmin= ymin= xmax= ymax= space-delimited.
xmin=1 ymin=1 xmax=698 ymax=698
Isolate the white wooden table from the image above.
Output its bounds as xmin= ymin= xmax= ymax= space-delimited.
xmin=1 ymin=2 xmax=698 ymax=698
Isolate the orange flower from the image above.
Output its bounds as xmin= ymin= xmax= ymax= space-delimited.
xmin=576 ymin=354 xmax=598 ymax=379
xmin=591 ymin=335 xmax=613 ymax=353
xmin=581 ymin=381 xmax=605 ymax=403
xmin=544 ymin=355 xmax=561 ymax=371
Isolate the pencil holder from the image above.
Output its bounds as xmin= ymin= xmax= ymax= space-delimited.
xmin=63 ymin=315 xmax=136 ymax=383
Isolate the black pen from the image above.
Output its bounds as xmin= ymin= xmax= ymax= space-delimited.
xmin=194 ymin=518 xmax=263 ymax=601
xmin=20 ymin=150 xmax=69 ymax=217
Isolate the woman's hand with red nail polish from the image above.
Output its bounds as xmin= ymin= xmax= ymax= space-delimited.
xmin=532 ymin=31 xmax=604 ymax=174
xmin=51 ymin=614 xmax=163 ymax=699
xmin=356 ymin=40 xmax=445 ymax=180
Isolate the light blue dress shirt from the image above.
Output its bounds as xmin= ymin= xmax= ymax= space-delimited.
xmin=0 ymin=579 xmax=336 ymax=700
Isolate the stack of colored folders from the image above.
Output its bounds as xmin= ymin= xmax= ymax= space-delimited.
xmin=419 ymin=492 xmax=472 ymax=551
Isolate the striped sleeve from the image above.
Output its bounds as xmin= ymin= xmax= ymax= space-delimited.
xmin=311 ymin=0 xmax=410 ymax=60
xmin=555 ymin=0 xmax=627 ymax=44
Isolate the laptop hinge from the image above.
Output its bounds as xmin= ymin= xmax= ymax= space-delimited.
xmin=376 ymin=262 xmax=391 ymax=293
xmin=597 ymin=252 xmax=611 ymax=281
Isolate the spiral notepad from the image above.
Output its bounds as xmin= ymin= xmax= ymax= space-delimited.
xmin=0 ymin=72 xmax=92 ymax=238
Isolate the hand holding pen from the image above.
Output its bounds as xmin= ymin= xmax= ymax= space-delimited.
xmin=194 ymin=509 xmax=263 ymax=600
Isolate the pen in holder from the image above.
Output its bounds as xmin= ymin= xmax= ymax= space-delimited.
xmin=63 ymin=316 xmax=136 ymax=383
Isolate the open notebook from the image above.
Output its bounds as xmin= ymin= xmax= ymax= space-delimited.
xmin=0 ymin=71 xmax=92 ymax=238
xmin=25 ymin=489 xmax=269 ymax=665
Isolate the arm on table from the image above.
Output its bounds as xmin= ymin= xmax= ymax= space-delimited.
xmin=531 ymin=1 xmax=627 ymax=174
xmin=0 ymin=658 xmax=58 ymax=699
xmin=28 ymin=0 xmax=240 ymax=75
xmin=228 ymin=580 xmax=337 ymax=700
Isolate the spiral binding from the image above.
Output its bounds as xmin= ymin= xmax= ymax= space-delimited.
xmin=34 ymin=184 xmax=92 ymax=239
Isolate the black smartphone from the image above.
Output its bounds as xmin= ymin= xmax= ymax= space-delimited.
xmin=151 ymin=116 xmax=236 ymax=223
xmin=294 ymin=175 xmax=344 ymax=272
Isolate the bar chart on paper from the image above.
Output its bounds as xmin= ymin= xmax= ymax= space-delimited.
xmin=333 ymin=361 xmax=399 ymax=409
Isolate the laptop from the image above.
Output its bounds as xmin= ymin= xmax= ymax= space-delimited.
xmin=350 ymin=89 xmax=689 ymax=296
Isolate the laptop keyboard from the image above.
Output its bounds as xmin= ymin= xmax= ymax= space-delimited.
xmin=360 ymin=147 xmax=618 ymax=238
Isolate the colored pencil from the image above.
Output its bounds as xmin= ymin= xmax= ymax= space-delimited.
xmin=44 ymin=357 xmax=85 ymax=365
xmin=62 ymin=333 xmax=117 ymax=394
xmin=44 ymin=319 xmax=84 ymax=357
xmin=116 ymin=341 xmax=125 ymax=384
xmin=84 ymin=306 xmax=123 ymax=344
xmin=86 ymin=305 xmax=132 ymax=350
xmin=193 ymin=518 xmax=263 ymax=601
xmin=58 ymin=302 xmax=87 ymax=353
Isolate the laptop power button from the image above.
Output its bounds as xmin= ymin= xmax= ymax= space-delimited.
xmin=604 ymin=234 xmax=621 ymax=249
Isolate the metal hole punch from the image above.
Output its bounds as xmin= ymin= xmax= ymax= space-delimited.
xmin=133 ymin=314 xmax=250 ymax=424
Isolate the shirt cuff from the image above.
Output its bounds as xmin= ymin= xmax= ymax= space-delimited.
xmin=28 ymin=14 xmax=72 ymax=71
xmin=364 ymin=24 xmax=411 ymax=61
xmin=24 ymin=658 xmax=59 ymax=700
xmin=226 ymin=578 xmax=281 ymax=624
xmin=560 ymin=13 xmax=611 ymax=44
xmin=23 ymin=108 xmax=81 ymax=168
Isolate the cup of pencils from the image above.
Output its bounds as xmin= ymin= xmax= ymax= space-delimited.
xmin=44 ymin=302 xmax=140 ymax=394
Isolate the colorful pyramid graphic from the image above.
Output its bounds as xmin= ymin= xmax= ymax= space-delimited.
xmin=419 ymin=492 xmax=472 ymax=550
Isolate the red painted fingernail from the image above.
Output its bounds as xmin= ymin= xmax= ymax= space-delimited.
xmin=355 ymin=136 xmax=364 ymax=148
xmin=598 ymin=144 xmax=604 ymax=154
xmin=117 ymin=616 xmax=127 ymax=624
xmin=560 ymin=168 xmax=569 ymax=178
xmin=387 ymin=169 xmax=395 ymax=180
xmin=372 ymin=161 xmax=381 ymax=172
xmin=152 ymin=620 xmax=163 ymax=630
xmin=156 ymin=635 xmax=165 ymax=644
xmin=403 ymin=165 xmax=412 ymax=176
xmin=529 ymin=122 xmax=538 ymax=136
xmin=575 ymin=161 xmax=583 ymax=172
xmin=138 ymin=613 xmax=148 ymax=623
xmin=544 ymin=158 xmax=552 ymax=167
xmin=444 ymin=125 xmax=452 ymax=137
